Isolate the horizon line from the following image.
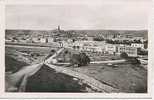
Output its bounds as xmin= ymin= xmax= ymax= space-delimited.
xmin=5 ymin=28 xmax=148 ymax=31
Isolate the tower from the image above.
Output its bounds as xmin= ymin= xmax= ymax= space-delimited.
xmin=58 ymin=25 xmax=60 ymax=31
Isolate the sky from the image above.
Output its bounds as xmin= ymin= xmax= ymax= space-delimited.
xmin=5 ymin=0 xmax=152 ymax=30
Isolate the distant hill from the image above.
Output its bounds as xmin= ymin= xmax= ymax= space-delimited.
xmin=70 ymin=30 xmax=148 ymax=39
xmin=5 ymin=29 xmax=148 ymax=39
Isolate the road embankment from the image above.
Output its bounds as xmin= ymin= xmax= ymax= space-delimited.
xmin=45 ymin=63 xmax=120 ymax=93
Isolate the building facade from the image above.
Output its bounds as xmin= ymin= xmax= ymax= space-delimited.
xmin=131 ymin=43 xmax=144 ymax=49
xmin=117 ymin=45 xmax=137 ymax=57
xmin=105 ymin=44 xmax=117 ymax=54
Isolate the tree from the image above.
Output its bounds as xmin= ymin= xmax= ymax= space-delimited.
xmin=50 ymin=49 xmax=56 ymax=53
xmin=93 ymin=36 xmax=104 ymax=41
xmin=70 ymin=52 xmax=90 ymax=67
xmin=79 ymin=52 xmax=90 ymax=66
xmin=120 ymin=52 xmax=129 ymax=59
xmin=63 ymin=50 xmax=69 ymax=62
xmin=70 ymin=54 xmax=80 ymax=67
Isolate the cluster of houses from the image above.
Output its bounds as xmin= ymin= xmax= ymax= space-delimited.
xmin=5 ymin=26 xmax=147 ymax=58
xmin=5 ymin=35 xmax=55 ymax=43
xmin=31 ymin=37 xmax=54 ymax=43
xmin=6 ymin=34 xmax=147 ymax=58
xmin=60 ymin=40 xmax=146 ymax=57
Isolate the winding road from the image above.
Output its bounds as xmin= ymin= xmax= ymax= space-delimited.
xmin=6 ymin=47 xmax=121 ymax=92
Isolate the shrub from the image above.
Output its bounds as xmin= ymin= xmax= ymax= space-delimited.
xmin=70 ymin=52 xmax=90 ymax=67
xmin=120 ymin=52 xmax=128 ymax=59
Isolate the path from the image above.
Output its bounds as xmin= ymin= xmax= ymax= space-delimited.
xmin=45 ymin=62 xmax=119 ymax=93
xmin=90 ymin=59 xmax=126 ymax=64
xmin=6 ymin=47 xmax=120 ymax=92
xmin=6 ymin=48 xmax=65 ymax=92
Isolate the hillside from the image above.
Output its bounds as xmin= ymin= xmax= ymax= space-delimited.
xmin=5 ymin=55 xmax=29 ymax=73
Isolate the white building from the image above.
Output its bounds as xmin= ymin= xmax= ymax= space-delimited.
xmin=67 ymin=39 xmax=73 ymax=43
xmin=81 ymin=46 xmax=103 ymax=53
xmin=60 ymin=41 xmax=72 ymax=48
xmin=131 ymin=43 xmax=144 ymax=49
xmin=86 ymin=37 xmax=93 ymax=41
xmin=40 ymin=38 xmax=47 ymax=43
xmin=117 ymin=45 xmax=137 ymax=57
xmin=105 ymin=44 xmax=117 ymax=54
xmin=32 ymin=37 xmax=40 ymax=43
xmin=47 ymin=37 xmax=54 ymax=43
xmin=72 ymin=41 xmax=105 ymax=53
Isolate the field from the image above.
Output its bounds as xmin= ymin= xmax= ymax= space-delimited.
xmin=25 ymin=64 xmax=94 ymax=92
xmin=69 ymin=63 xmax=147 ymax=93
xmin=5 ymin=46 xmax=147 ymax=93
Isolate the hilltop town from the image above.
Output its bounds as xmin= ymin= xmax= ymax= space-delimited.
xmin=5 ymin=26 xmax=148 ymax=92
xmin=6 ymin=26 xmax=148 ymax=62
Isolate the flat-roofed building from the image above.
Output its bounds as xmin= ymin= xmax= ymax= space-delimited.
xmin=72 ymin=41 xmax=106 ymax=53
xmin=105 ymin=44 xmax=117 ymax=54
xmin=32 ymin=37 xmax=40 ymax=43
xmin=131 ymin=43 xmax=144 ymax=49
xmin=117 ymin=45 xmax=137 ymax=57
xmin=47 ymin=37 xmax=54 ymax=43
xmin=40 ymin=38 xmax=47 ymax=43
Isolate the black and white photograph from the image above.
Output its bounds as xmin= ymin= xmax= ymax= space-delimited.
xmin=4 ymin=0 xmax=151 ymax=94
